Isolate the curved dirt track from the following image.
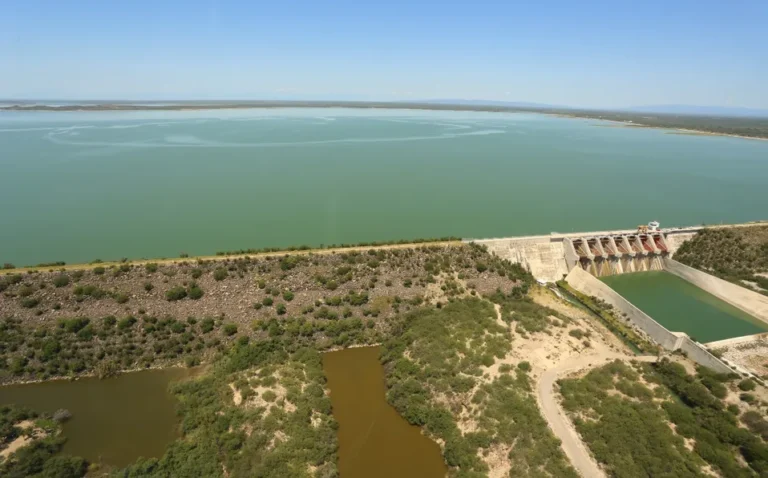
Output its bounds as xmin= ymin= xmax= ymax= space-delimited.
xmin=536 ymin=353 xmax=657 ymax=478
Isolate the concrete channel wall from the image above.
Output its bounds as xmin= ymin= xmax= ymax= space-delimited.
xmin=565 ymin=267 xmax=732 ymax=373
xmin=664 ymin=258 xmax=768 ymax=326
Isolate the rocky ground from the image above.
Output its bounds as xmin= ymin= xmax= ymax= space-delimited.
xmin=0 ymin=243 xmax=522 ymax=329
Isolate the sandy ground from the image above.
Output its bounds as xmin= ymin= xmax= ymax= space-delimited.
xmin=457 ymin=286 xmax=645 ymax=477
xmin=711 ymin=335 xmax=768 ymax=378
xmin=0 ymin=420 xmax=44 ymax=460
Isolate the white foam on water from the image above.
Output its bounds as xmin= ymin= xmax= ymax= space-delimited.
xmin=45 ymin=128 xmax=505 ymax=149
xmin=164 ymin=135 xmax=205 ymax=144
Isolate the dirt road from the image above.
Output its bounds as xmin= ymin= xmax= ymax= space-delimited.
xmin=536 ymin=353 xmax=657 ymax=478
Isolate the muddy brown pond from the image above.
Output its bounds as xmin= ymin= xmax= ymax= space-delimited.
xmin=323 ymin=346 xmax=446 ymax=477
xmin=0 ymin=367 xmax=197 ymax=467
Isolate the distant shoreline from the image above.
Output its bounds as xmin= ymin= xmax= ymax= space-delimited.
xmin=581 ymin=118 xmax=768 ymax=142
xmin=3 ymin=100 xmax=767 ymax=140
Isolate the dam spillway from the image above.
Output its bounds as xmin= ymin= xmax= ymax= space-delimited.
xmin=472 ymin=226 xmax=693 ymax=282
xmin=567 ymin=233 xmax=668 ymax=277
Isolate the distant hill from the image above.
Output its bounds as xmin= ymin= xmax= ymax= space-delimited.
xmin=623 ymin=105 xmax=768 ymax=118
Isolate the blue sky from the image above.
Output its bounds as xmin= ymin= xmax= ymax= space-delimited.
xmin=2 ymin=0 xmax=766 ymax=108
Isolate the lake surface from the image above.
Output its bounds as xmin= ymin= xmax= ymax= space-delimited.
xmin=1 ymin=108 xmax=767 ymax=266
xmin=0 ymin=368 xmax=195 ymax=467
xmin=323 ymin=346 xmax=446 ymax=477
xmin=602 ymin=271 xmax=768 ymax=342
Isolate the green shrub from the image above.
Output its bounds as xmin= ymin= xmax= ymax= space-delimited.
xmin=740 ymin=392 xmax=756 ymax=403
xmin=262 ymin=390 xmax=277 ymax=402
xmin=517 ymin=361 xmax=532 ymax=372
xmin=93 ymin=266 xmax=105 ymax=275
xmin=18 ymin=285 xmax=35 ymax=297
xmin=276 ymin=304 xmax=287 ymax=315
xmin=282 ymin=291 xmax=294 ymax=301
xmin=742 ymin=411 xmax=768 ymax=440
xmin=144 ymin=282 xmax=154 ymax=292
xmin=568 ymin=329 xmax=585 ymax=339
xmin=222 ymin=324 xmax=238 ymax=336
xmin=200 ymin=318 xmax=215 ymax=333
xmin=262 ymin=297 xmax=273 ymax=306
xmin=190 ymin=268 xmax=203 ymax=279
xmin=114 ymin=293 xmax=129 ymax=304
xmin=188 ymin=284 xmax=204 ymax=300
xmin=118 ymin=316 xmax=137 ymax=330
xmin=21 ymin=297 xmax=40 ymax=308
xmin=166 ymin=287 xmax=187 ymax=301
xmin=213 ymin=268 xmax=227 ymax=281
xmin=738 ymin=379 xmax=756 ymax=391
xmin=145 ymin=263 xmax=158 ymax=273
xmin=52 ymin=275 xmax=70 ymax=288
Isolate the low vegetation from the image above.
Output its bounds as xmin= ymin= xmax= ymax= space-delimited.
xmin=0 ymin=243 xmax=525 ymax=384
xmin=0 ymin=405 xmax=86 ymax=477
xmin=119 ymin=345 xmax=338 ymax=478
xmin=674 ymin=226 xmax=768 ymax=295
xmin=0 ymin=242 xmax=551 ymax=476
xmin=560 ymin=358 xmax=768 ymax=477
xmin=557 ymin=281 xmax=658 ymax=353
xmin=381 ymin=295 xmax=577 ymax=477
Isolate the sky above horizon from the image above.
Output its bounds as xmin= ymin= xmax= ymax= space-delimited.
xmin=1 ymin=0 xmax=766 ymax=109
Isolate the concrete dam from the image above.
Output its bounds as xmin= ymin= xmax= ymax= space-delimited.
xmin=470 ymin=223 xmax=768 ymax=375
xmin=471 ymin=226 xmax=696 ymax=283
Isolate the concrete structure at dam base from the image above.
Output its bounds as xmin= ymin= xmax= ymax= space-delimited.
xmin=472 ymin=223 xmax=768 ymax=375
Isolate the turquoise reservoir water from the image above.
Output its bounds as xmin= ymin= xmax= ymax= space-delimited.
xmin=1 ymin=108 xmax=767 ymax=265
xmin=602 ymin=271 xmax=768 ymax=343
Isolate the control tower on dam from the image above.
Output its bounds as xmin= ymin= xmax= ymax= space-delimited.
xmin=469 ymin=222 xmax=699 ymax=282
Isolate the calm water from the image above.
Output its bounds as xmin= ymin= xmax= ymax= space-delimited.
xmin=0 ymin=368 xmax=195 ymax=467
xmin=602 ymin=271 xmax=768 ymax=342
xmin=323 ymin=346 xmax=446 ymax=477
xmin=2 ymin=108 xmax=767 ymax=265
